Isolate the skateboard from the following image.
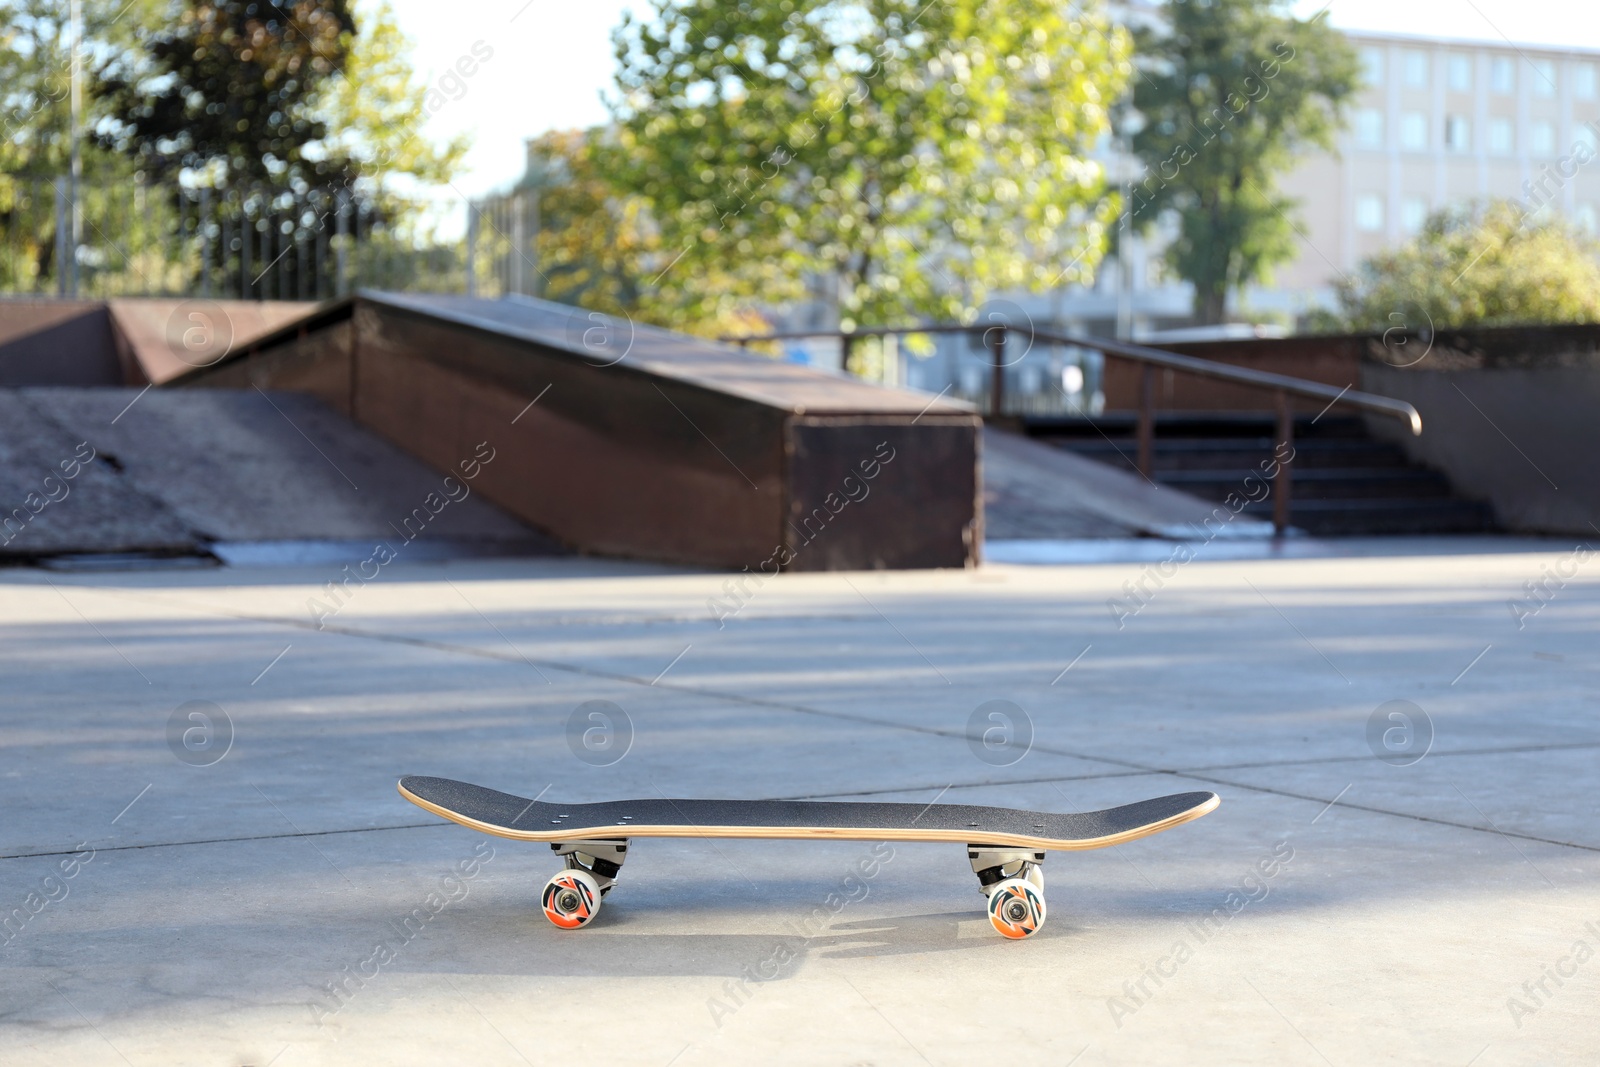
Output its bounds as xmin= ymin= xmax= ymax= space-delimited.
xmin=398 ymin=775 xmax=1219 ymax=939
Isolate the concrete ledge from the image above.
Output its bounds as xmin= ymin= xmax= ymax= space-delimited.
xmin=1363 ymin=363 xmax=1598 ymax=536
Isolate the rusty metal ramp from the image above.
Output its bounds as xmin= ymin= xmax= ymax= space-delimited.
xmin=177 ymin=292 xmax=985 ymax=570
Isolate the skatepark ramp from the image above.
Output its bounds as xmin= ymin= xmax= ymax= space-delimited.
xmin=14 ymin=292 xmax=1404 ymax=568
xmin=0 ymin=386 xmax=556 ymax=565
xmin=173 ymin=293 xmax=983 ymax=570
xmin=2 ymin=293 xmax=1214 ymax=568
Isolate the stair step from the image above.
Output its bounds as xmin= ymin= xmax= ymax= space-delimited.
xmin=1047 ymin=440 xmax=1412 ymax=470
xmin=1043 ymin=436 xmax=1406 ymax=453
xmin=1234 ymin=497 xmax=1497 ymax=535
xmin=1159 ymin=468 xmax=1453 ymax=500
xmin=1025 ymin=413 xmax=1373 ymax=440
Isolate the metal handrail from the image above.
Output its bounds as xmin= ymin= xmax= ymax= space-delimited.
xmin=1034 ymin=328 xmax=1421 ymax=434
xmin=722 ymin=323 xmax=1424 ymax=536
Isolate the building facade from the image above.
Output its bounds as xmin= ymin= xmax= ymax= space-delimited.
xmin=1266 ymin=31 xmax=1600 ymax=317
xmin=1046 ymin=30 xmax=1600 ymax=338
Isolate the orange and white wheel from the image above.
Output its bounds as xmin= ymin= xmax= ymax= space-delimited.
xmin=542 ymin=869 xmax=602 ymax=929
xmin=987 ymin=876 xmax=1046 ymax=939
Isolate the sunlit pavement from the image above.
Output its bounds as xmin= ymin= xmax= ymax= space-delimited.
xmin=2 ymin=543 xmax=1595 ymax=1065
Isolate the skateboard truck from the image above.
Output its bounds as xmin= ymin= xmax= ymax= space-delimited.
xmin=968 ymin=846 xmax=1046 ymax=940
xmin=542 ymin=840 xmax=628 ymax=929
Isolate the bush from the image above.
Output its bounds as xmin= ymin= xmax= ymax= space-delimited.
xmin=1333 ymin=200 xmax=1600 ymax=331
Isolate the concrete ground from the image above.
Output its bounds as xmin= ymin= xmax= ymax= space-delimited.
xmin=1 ymin=542 xmax=1596 ymax=1065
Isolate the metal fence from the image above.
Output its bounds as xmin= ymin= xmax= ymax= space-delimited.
xmin=0 ymin=176 xmax=542 ymax=302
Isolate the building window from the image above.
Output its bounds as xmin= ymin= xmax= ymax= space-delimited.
xmin=1531 ymin=121 xmax=1555 ymax=156
xmin=1402 ymin=197 xmax=1429 ymax=234
xmin=1577 ymin=125 xmax=1599 ymax=154
xmin=1577 ymin=203 xmax=1598 ymax=235
xmin=1403 ymin=51 xmax=1430 ymax=88
xmin=1578 ymin=64 xmax=1598 ymax=100
xmin=1355 ymin=109 xmax=1385 ymax=149
xmin=1356 ymin=195 xmax=1386 ymax=232
xmin=1400 ymin=112 xmax=1428 ymax=151
xmin=1362 ymin=47 xmax=1385 ymax=87
xmin=1445 ymin=116 xmax=1472 ymax=152
xmin=1532 ymin=59 xmax=1557 ymax=97
xmin=1491 ymin=57 xmax=1515 ymax=95
xmin=1488 ymin=118 xmax=1514 ymax=156
xmin=1448 ymin=55 xmax=1473 ymax=93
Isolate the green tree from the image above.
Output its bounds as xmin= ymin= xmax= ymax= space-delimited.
xmin=1332 ymin=200 xmax=1600 ymax=330
xmin=0 ymin=1 xmax=76 ymax=177
xmin=311 ymin=0 xmax=470 ymax=287
xmin=610 ymin=0 xmax=1130 ymax=331
xmin=1129 ymin=0 xmax=1360 ymax=324
xmin=95 ymin=0 xmax=356 ymax=187
xmin=512 ymin=128 xmax=774 ymax=339
xmin=0 ymin=0 xmax=165 ymax=174
xmin=78 ymin=0 xmax=463 ymax=295
xmin=92 ymin=0 xmax=461 ymax=190
xmin=522 ymin=129 xmax=655 ymax=317
xmin=0 ymin=0 xmax=163 ymax=286
xmin=314 ymin=0 xmax=468 ymax=190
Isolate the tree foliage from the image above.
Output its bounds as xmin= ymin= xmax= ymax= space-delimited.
xmin=0 ymin=0 xmax=168 ymax=285
xmin=1129 ymin=0 xmax=1360 ymax=324
xmin=0 ymin=0 xmax=464 ymax=294
xmin=0 ymin=1 xmax=85 ymax=177
xmin=93 ymin=0 xmax=461 ymax=194
xmin=515 ymin=128 xmax=767 ymax=338
xmin=96 ymin=0 xmax=356 ymax=187
xmin=609 ymin=0 xmax=1130 ymax=330
xmin=1332 ymin=200 xmax=1600 ymax=330
xmin=523 ymin=129 xmax=655 ymax=317
xmin=315 ymin=1 xmax=469 ymax=189
xmin=0 ymin=0 xmax=164 ymax=175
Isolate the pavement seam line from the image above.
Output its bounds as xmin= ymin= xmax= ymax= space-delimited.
xmin=0 ymin=821 xmax=449 ymax=862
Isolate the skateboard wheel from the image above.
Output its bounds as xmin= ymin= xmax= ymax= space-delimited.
xmin=542 ymin=869 xmax=601 ymax=929
xmin=986 ymin=877 xmax=1045 ymax=939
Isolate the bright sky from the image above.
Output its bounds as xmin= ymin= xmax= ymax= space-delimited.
xmin=385 ymin=0 xmax=1600 ymax=201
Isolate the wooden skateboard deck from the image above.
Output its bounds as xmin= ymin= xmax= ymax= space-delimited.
xmin=398 ymin=775 xmax=1219 ymax=851
xmin=398 ymin=776 xmax=1219 ymax=940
